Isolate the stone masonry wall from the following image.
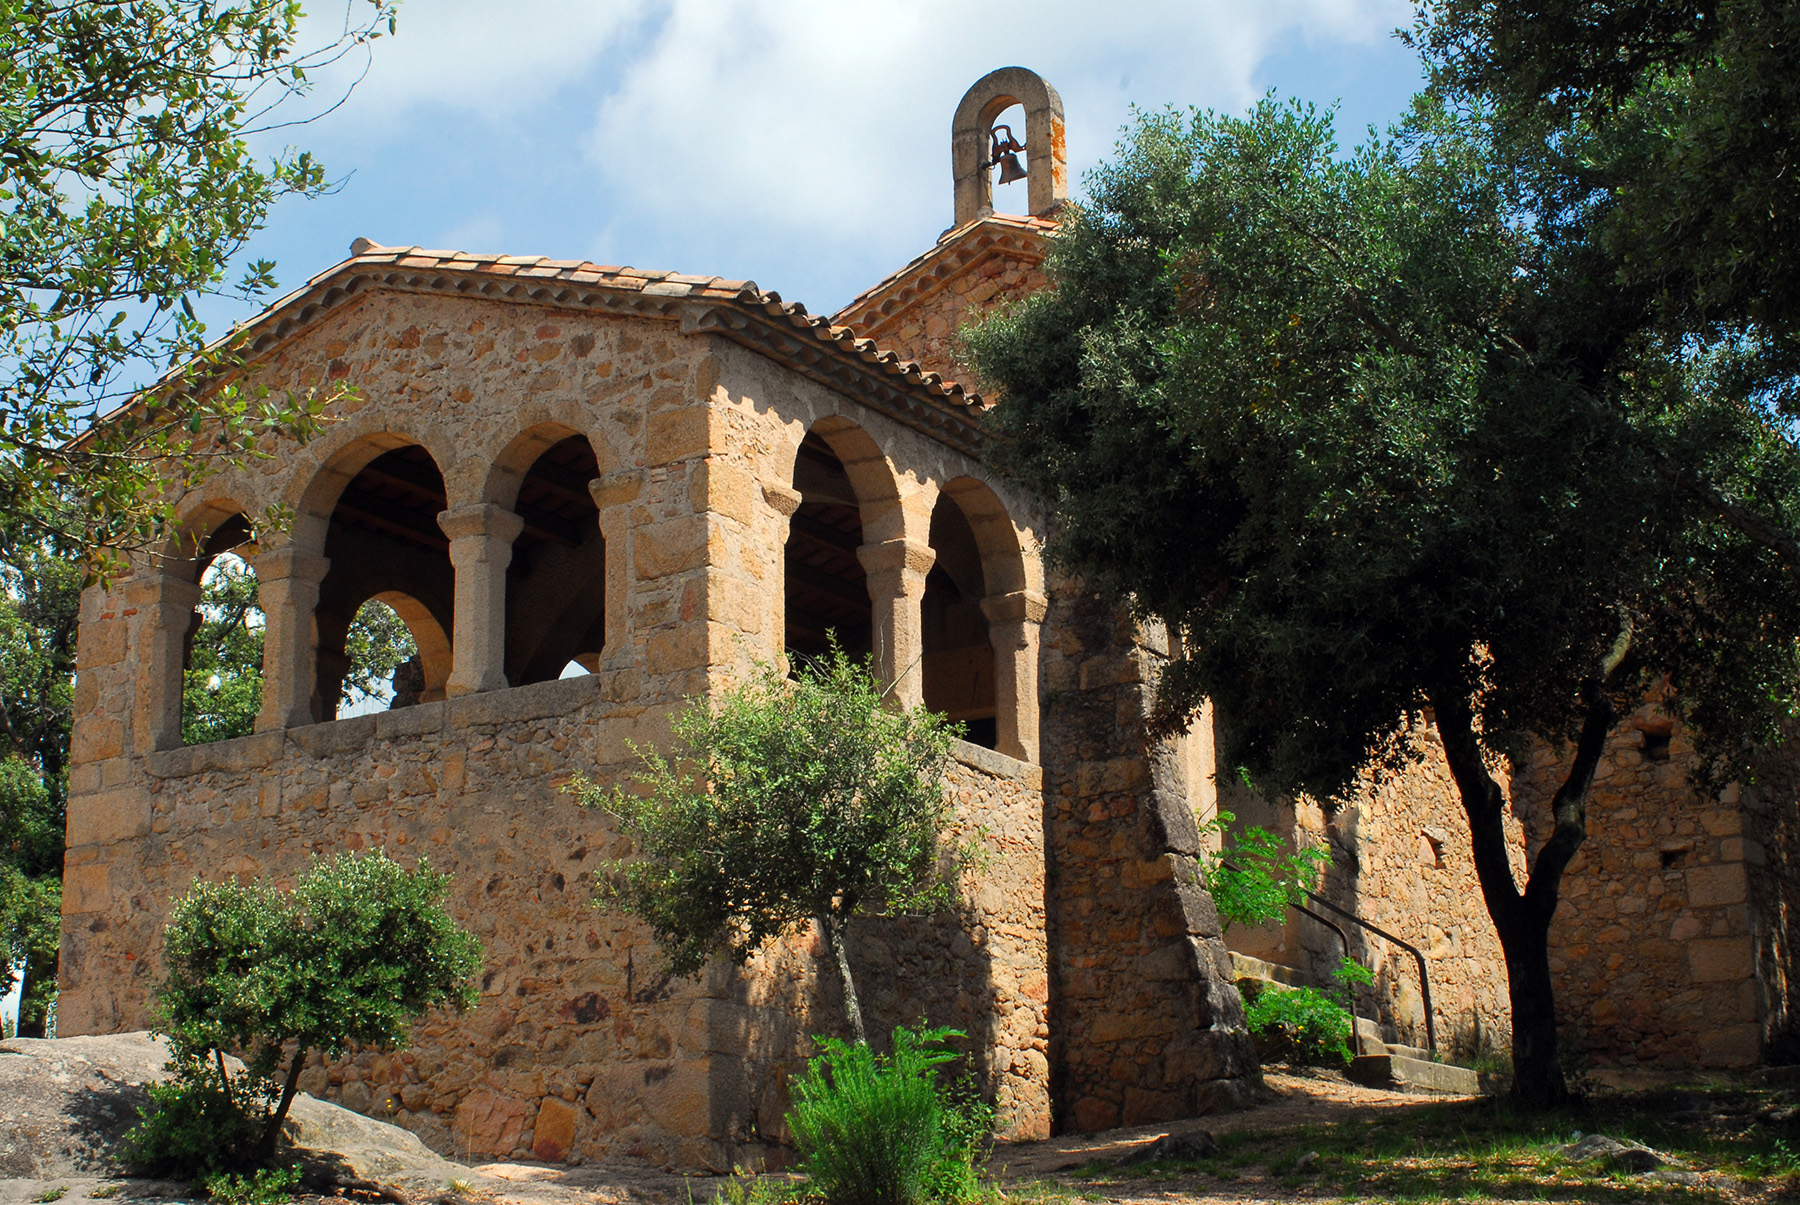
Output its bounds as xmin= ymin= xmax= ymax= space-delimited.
xmin=1517 ymin=706 xmax=1761 ymax=1069
xmin=62 ymin=282 xmax=1056 ymax=1167
xmin=62 ymin=668 xmax=1047 ymax=1168
xmin=1038 ymin=578 xmax=1259 ymax=1134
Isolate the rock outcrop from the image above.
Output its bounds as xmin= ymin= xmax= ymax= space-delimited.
xmin=0 ymin=1032 xmax=467 ymax=1198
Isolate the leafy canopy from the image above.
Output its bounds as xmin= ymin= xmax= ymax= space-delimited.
xmin=1414 ymin=0 xmax=1800 ymax=392
xmin=575 ymin=647 xmax=966 ymax=1043
xmin=0 ymin=0 xmax=396 ymax=562
xmin=966 ymin=97 xmax=1800 ymax=803
xmin=965 ymin=95 xmax=1800 ymax=1108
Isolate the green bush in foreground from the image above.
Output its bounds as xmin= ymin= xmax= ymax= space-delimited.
xmin=1241 ymin=959 xmax=1374 ymax=1068
xmin=789 ymin=1025 xmax=993 ymax=1205
xmin=202 ymin=1166 xmax=304 ymax=1205
xmin=129 ymin=850 xmax=481 ymax=1175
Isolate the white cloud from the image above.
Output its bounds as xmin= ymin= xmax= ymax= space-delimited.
xmin=291 ymin=0 xmax=648 ymax=128
xmin=231 ymin=0 xmax=1417 ymax=312
xmin=580 ymin=0 xmax=1409 ymax=243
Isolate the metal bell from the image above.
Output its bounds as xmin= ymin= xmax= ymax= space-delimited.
xmin=987 ymin=124 xmax=1028 ymax=185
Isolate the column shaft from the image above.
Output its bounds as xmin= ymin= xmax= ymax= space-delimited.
xmin=253 ymin=548 xmax=331 ymax=732
xmin=982 ymin=589 xmax=1047 ymax=763
xmin=134 ymin=574 xmax=203 ymax=752
xmin=439 ymin=503 xmax=525 ymax=696
xmin=857 ymin=538 xmax=936 ymax=708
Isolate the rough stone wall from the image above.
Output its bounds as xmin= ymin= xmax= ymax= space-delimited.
xmin=833 ymin=217 xmax=1051 ymax=384
xmin=1516 ymin=706 xmax=1761 ymax=1069
xmin=64 ymin=672 xmax=1047 ymax=1168
xmin=1037 ymin=579 xmax=1259 ymax=1134
xmin=1218 ymin=720 xmax=1523 ymax=1057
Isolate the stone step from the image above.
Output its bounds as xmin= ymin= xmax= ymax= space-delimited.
xmin=1229 ymin=951 xmax=1310 ymax=988
xmin=1354 ymin=1016 xmax=1387 ymax=1057
xmin=1386 ymin=1043 xmax=1433 ymax=1062
xmin=1348 ymin=1052 xmax=1483 ymax=1095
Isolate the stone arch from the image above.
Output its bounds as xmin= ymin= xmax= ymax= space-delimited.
xmin=801 ymin=414 xmax=906 ymax=543
xmin=332 ymin=589 xmax=453 ymax=714
xmin=490 ymin=426 xmax=606 ymax=687
xmin=934 ymin=476 xmax=1043 ymax=762
xmin=480 ymin=415 xmax=616 ymax=508
xmin=139 ymin=500 xmax=262 ymax=751
xmin=952 ymin=66 xmax=1066 ymax=227
xmin=938 ymin=476 xmax=1031 ymax=595
xmin=287 ymin=423 xmax=463 ymax=554
xmin=280 ymin=433 xmax=458 ymax=725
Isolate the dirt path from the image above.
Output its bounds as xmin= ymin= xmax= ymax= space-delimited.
xmin=986 ymin=1068 xmax=1473 ymax=1181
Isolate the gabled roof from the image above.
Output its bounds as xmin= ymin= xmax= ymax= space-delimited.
xmin=834 ymin=213 xmax=1056 ymax=337
xmin=142 ymin=240 xmax=996 ymax=457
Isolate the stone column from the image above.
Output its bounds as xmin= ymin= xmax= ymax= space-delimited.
xmin=133 ymin=573 xmax=203 ymax=752
xmin=856 ymin=538 xmax=936 ymax=709
xmin=253 ymin=547 xmax=331 ymax=732
xmin=589 ymin=472 xmax=642 ymax=670
xmin=982 ymin=589 xmax=1047 ymax=763
xmin=439 ymin=503 xmax=525 ymax=696
xmin=762 ymin=482 xmax=803 ymax=662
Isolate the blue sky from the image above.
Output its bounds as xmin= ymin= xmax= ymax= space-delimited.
xmin=203 ymin=0 xmax=1425 ymax=342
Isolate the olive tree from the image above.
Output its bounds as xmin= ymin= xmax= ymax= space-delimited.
xmin=574 ymin=648 xmax=965 ymax=1045
xmin=965 ymin=97 xmax=1800 ymax=1108
xmin=143 ymin=851 xmax=481 ymax=1169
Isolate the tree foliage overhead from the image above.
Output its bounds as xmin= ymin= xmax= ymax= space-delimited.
xmin=0 ymin=0 xmax=396 ymax=560
xmin=1415 ymin=0 xmax=1800 ymax=404
xmin=965 ymin=97 xmax=1800 ymax=1107
xmin=575 ymin=648 xmax=966 ymax=1045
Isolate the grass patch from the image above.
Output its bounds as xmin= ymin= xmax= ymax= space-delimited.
xmin=1049 ymin=1083 xmax=1800 ymax=1201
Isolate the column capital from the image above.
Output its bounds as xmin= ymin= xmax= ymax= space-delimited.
xmin=437 ymin=503 xmax=525 ymax=546
xmin=762 ymin=482 xmax=803 ymax=518
xmin=856 ymin=538 xmax=936 ymax=579
xmin=251 ymin=547 xmax=331 ymax=587
xmin=981 ymin=589 xmax=1048 ymax=626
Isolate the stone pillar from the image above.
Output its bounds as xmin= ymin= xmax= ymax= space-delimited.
xmin=982 ymin=589 xmax=1047 ymax=763
xmin=762 ymin=482 xmax=803 ymax=662
xmin=856 ymin=538 xmax=936 ymax=709
xmin=253 ymin=547 xmax=331 ymax=732
xmin=133 ymin=573 xmax=203 ymax=752
xmin=589 ymin=472 xmax=642 ymax=670
xmin=439 ymin=503 xmax=525 ymax=696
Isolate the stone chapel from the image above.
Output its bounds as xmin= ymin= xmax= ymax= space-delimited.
xmin=58 ymin=67 xmax=1800 ymax=1168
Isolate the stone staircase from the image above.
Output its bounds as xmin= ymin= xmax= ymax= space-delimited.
xmin=1230 ymin=952 xmax=1484 ymax=1095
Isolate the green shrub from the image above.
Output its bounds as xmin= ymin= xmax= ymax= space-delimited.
xmin=1242 ymin=984 xmax=1355 ymax=1067
xmin=788 ymin=1025 xmax=993 ymax=1205
xmin=123 ymin=1055 xmax=269 ymax=1175
xmin=130 ymin=850 xmax=481 ymax=1174
xmin=202 ymin=1165 xmax=304 ymax=1205
xmin=1196 ymin=810 xmax=1329 ymax=930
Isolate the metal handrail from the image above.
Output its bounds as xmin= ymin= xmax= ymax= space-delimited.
xmin=1297 ymin=888 xmax=1437 ymax=1055
xmin=1215 ymin=857 xmax=1439 ymax=1054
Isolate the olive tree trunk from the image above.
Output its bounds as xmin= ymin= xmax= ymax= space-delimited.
xmin=1428 ymin=680 xmax=1619 ymax=1110
xmin=819 ymin=912 xmax=868 ymax=1046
